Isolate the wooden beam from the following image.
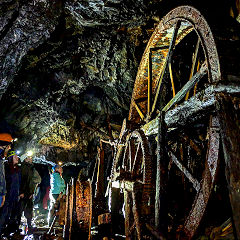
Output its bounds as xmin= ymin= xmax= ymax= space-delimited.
xmin=141 ymin=86 xmax=216 ymax=136
xmin=162 ymin=61 xmax=207 ymax=112
xmin=155 ymin=112 xmax=168 ymax=236
xmin=141 ymin=84 xmax=240 ymax=136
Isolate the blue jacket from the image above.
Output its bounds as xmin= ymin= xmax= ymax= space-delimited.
xmin=50 ymin=172 xmax=66 ymax=195
xmin=0 ymin=149 xmax=6 ymax=197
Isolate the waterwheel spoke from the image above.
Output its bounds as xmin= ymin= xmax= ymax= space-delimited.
xmin=148 ymin=50 xmax=152 ymax=117
xmin=185 ymin=37 xmax=200 ymax=100
xmin=132 ymin=142 xmax=141 ymax=175
xmin=169 ymin=62 xmax=176 ymax=97
xmin=162 ymin=60 xmax=208 ymax=112
xmin=128 ymin=141 xmax=132 ymax=172
xmin=133 ymin=100 xmax=145 ymax=120
xmin=134 ymin=143 xmax=144 ymax=178
xmin=122 ymin=141 xmax=129 ymax=171
xmin=130 ymin=140 xmax=137 ymax=173
xmin=170 ymin=151 xmax=200 ymax=191
xmin=151 ymin=20 xmax=181 ymax=115
xmin=193 ymin=60 xmax=201 ymax=96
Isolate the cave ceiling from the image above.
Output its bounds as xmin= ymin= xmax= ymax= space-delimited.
xmin=0 ymin=0 xmax=237 ymax=167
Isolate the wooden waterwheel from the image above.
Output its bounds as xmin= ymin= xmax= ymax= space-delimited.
xmin=111 ymin=5 xmax=225 ymax=239
xmin=111 ymin=127 xmax=154 ymax=239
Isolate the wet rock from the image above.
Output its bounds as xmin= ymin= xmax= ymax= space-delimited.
xmin=0 ymin=0 xmax=161 ymax=166
xmin=0 ymin=0 xmax=63 ymax=97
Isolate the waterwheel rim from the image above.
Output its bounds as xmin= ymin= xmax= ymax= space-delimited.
xmin=128 ymin=5 xmax=221 ymax=124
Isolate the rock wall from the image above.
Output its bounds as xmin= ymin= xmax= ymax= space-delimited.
xmin=0 ymin=0 xmax=238 ymax=167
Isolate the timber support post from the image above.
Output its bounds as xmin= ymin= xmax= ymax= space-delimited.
xmin=155 ymin=111 xmax=168 ymax=236
xmin=217 ymin=93 xmax=240 ymax=239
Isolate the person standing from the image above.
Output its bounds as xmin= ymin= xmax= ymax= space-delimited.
xmin=0 ymin=133 xmax=13 ymax=236
xmin=48 ymin=165 xmax=66 ymax=226
xmin=18 ymin=155 xmax=41 ymax=233
xmin=0 ymin=151 xmax=21 ymax=235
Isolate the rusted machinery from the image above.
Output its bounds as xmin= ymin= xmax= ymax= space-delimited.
xmin=64 ymin=5 xmax=240 ymax=240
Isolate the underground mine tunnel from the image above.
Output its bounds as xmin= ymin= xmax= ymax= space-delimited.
xmin=0 ymin=0 xmax=240 ymax=239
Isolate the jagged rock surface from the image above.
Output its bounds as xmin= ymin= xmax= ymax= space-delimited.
xmin=0 ymin=0 xmax=159 ymax=166
xmin=0 ymin=0 xmax=238 ymax=169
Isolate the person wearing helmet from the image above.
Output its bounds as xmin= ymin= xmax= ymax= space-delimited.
xmin=0 ymin=133 xmax=13 ymax=211
xmin=0 ymin=151 xmax=21 ymax=236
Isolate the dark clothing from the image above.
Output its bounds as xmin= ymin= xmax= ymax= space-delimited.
xmin=0 ymin=162 xmax=20 ymax=234
xmin=0 ymin=149 xmax=6 ymax=197
xmin=20 ymin=162 xmax=40 ymax=198
xmin=18 ymin=161 xmax=41 ymax=228
xmin=18 ymin=197 xmax=33 ymax=227
xmin=5 ymin=163 xmax=20 ymax=202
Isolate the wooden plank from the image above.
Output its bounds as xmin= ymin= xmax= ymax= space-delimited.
xmin=217 ymin=93 xmax=240 ymax=239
